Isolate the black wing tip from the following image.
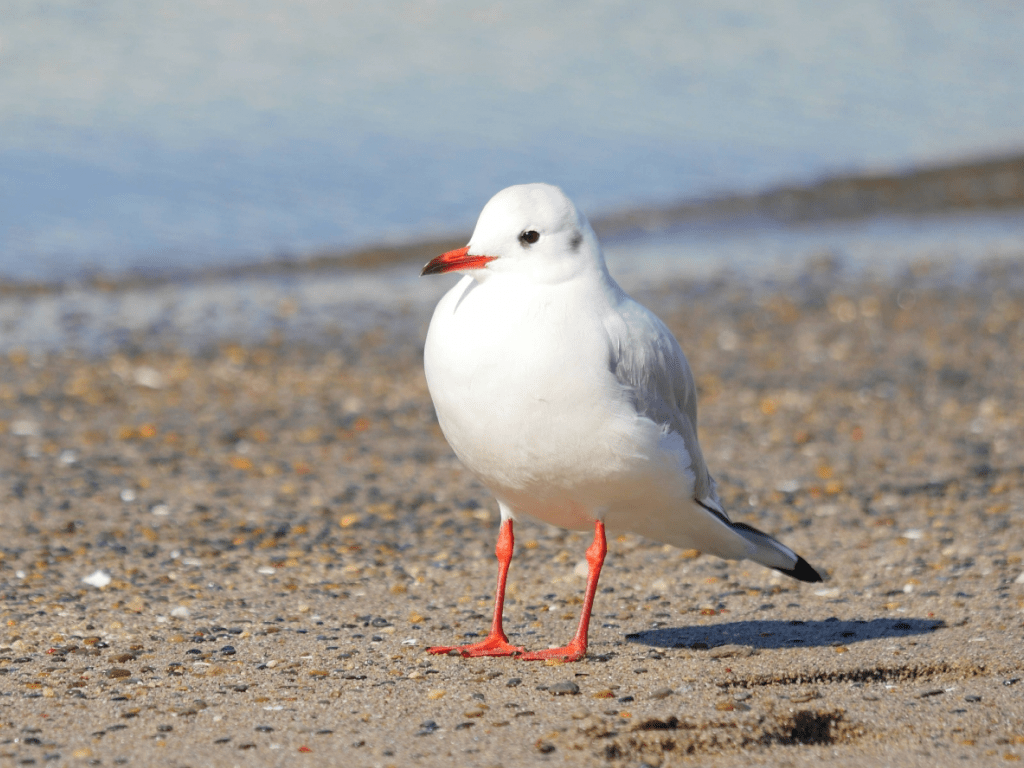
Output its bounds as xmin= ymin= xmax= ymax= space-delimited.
xmin=776 ymin=555 xmax=825 ymax=583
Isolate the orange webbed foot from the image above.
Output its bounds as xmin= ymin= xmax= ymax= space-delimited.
xmin=427 ymin=633 xmax=524 ymax=658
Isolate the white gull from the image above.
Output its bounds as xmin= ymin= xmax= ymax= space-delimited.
xmin=421 ymin=183 xmax=823 ymax=661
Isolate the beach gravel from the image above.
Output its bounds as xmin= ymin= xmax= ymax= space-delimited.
xmin=1 ymin=260 xmax=1023 ymax=766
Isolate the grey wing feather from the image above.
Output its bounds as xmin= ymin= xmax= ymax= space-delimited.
xmin=602 ymin=295 xmax=823 ymax=582
xmin=603 ymin=297 xmax=720 ymax=507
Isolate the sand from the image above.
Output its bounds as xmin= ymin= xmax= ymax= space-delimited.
xmin=1 ymin=258 xmax=1023 ymax=767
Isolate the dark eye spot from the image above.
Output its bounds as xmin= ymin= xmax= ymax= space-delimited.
xmin=519 ymin=230 xmax=540 ymax=245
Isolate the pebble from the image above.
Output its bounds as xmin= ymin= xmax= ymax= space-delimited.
xmin=650 ymin=687 xmax=673 ymax=700
xmin=415 ymin=720 xmax=439 ymax=736
xmin=82 ymin=570 xmax=112 ymax=588
xmin=789 ymin=690 xmax=820 ymax=703
xmin=548 ymin=681 xmax=580 ymax=696
xmin=708 ymin=644 xmax=753 ymax=659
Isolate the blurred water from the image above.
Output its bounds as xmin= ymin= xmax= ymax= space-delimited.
xmin=2 ymin=1 xmax=1024 ymax=282
xmin=604 ymin=210 xmax=1024 ymax=289
xmin=2 ymin=210 xmax=1021 ymax=356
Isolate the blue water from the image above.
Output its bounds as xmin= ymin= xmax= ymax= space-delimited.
xmin=2 ymin=1 xmax=1024 ymax=281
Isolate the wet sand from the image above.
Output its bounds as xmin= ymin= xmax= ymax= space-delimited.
xmin=1 ymin=259 xmax=1023 ymax=766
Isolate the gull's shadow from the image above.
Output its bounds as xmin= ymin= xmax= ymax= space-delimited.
xmin=625 ymin=617 xmax=943 ymax=650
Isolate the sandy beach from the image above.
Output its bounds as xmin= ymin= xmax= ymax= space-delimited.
xmin=1 ymin=258 xmax=1023 ymax=766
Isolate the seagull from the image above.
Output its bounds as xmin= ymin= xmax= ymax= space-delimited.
xmin=421 ymin=183 xmax=823 ymax=662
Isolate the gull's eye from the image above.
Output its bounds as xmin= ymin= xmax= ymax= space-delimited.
xmin=519 ymin=230 xmax=540 ymax=245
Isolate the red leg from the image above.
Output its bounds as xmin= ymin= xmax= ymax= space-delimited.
xmin=428 ymin=518 xmax=524 ymax=657
xmin=519 ymin=520 xmax=606 ymax=662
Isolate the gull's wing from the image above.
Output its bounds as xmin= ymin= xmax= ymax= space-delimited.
xmin=602 ymin=297 xmax=717 ymax=506
xmin=602 ymin=296 xmax=823 ymax=582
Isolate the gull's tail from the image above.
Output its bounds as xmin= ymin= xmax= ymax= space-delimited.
xmin=634 ymin=496 xmax=826 ymax=583
xmin=730 ymin=521 xmax=824 ymax=583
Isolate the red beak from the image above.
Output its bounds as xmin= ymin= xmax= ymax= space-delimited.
xmin=421 ymin=246 xmax=497 ymax=276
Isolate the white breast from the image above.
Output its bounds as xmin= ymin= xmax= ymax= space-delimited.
xmin=424 ymin=273 xmax=694 ymax=530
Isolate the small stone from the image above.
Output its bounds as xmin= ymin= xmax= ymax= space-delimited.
xmin=107 ymin=668 xmax=131 ymax=679
xmin=83 ymin=570 xmax=112 ymax=589
xmin=917 ymin=688 xmax=945 ymax=698
xmin=11 ymin=420 xmax=40 ymax=436
xmin=790 ymin=690 xmax=820 ymax=703
xmin=255 ymin=725 xmax=274 ymax=732
xmin=549 ymin=681 xmax=580 ymax=696
xmin=505 ymin=677 xmax=522 ymax=687
xmin=134 ymin=366 xmax=165 ymax=389
xmin=708 ymin=644 xmax=752 ymax=658
xmin=415 ymin=720 xmax=439 ymax=736
xmin=650 ymin=687 xmax=673 ymax=700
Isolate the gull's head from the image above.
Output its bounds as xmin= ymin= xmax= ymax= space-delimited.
xmin=421 ymin=183 xmax=605 ymax=284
